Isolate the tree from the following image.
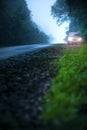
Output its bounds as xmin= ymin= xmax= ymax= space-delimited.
xmin=0 ymin=0 xmax=49 ymax=47
xmin=51 ymin=0 xmax=87 ymax=40
xmin=51 ymin=0 xmax=69 ymax=24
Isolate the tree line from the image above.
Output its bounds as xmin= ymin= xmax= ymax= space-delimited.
xmin=0 ymin=0 xmax=50 ymax=47
xmin=51 ymin=0 xmax=87 ymax=41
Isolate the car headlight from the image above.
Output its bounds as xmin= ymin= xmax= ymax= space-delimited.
xmin=68 ymin=37 xmax=73 ymax=41
xmin=77 ymin=37 xmax=82 ymax=41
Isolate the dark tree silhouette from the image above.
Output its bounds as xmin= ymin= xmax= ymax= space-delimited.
xmin=51 ymin=0 xmax=87 ymax=41
xmin=0 ymin=0 xmax=50 ymax=47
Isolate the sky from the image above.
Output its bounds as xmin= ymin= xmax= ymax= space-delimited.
xmin=25 ymin=0 xmax=69 ymax=43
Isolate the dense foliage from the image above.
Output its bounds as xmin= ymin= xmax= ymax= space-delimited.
xmin=51 ymin=0 xmax=87 ymax=40
xmin=42 ymin=45 xmax=87 ymax=129
xmin=0 ymin=0 xmax=49 ymax=47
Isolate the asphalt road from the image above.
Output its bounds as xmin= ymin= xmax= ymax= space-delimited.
xmin=0 ymin=44 xmax=54 ymax=60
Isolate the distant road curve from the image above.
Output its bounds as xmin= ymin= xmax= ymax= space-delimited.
xmin=0 ymin=43 xmax=55 ymax=60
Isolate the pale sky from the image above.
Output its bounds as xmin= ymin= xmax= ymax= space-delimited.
xmin=25 ymin=0 xmax=69 ymax=43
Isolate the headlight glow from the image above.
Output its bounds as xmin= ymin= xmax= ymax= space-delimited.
xmin=68 ymin=37 xmax=73 ymax=41
xmin=77 ymin=37 xmax=82 ymax=41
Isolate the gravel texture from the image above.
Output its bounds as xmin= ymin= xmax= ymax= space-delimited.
xmin=0 ymin=44 xmax=64 ymax=130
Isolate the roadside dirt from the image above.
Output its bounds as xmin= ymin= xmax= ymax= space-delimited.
xmin=0 ymin=44 xmax=64 ymax=129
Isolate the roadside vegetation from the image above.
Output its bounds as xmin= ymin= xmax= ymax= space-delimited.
xmin=42 ymin=44 xmax=87 ymax=129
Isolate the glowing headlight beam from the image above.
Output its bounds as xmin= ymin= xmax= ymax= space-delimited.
xmin=77 ymin=37 xmax=82 ymax=41
xmin=68 ymin=37 xmax=73 ymax=41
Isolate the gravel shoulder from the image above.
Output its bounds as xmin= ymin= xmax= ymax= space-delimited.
xmin=0 ymin=44 xmax=64 ymax=129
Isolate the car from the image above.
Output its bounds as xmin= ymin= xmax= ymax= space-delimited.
xmin=67 ymin=32 xmax=83 ymax=44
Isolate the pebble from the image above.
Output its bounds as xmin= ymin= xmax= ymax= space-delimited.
xmin=0 ymin=45 xmax=64 ymax=129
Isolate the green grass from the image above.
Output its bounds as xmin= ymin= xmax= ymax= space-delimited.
xmin=41 ymin=44 xmax=87 ymax=129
